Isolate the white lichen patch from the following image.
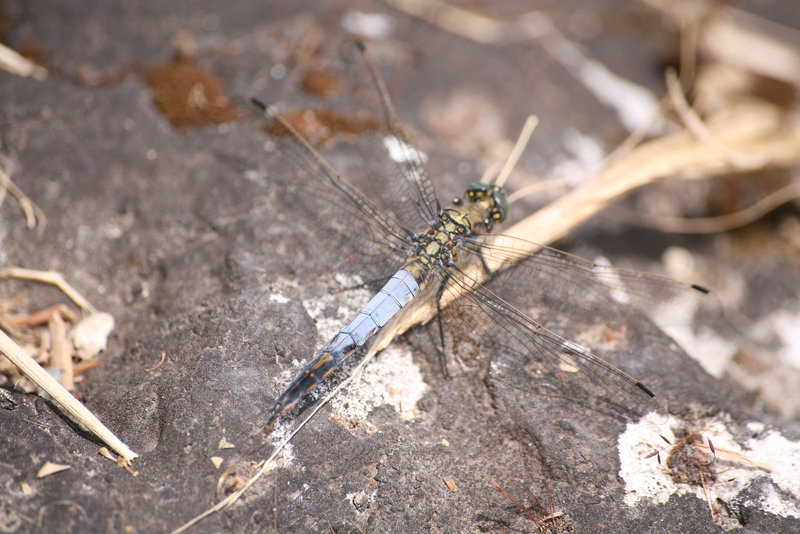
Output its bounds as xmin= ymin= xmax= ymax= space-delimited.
xmin=341 ymin=11 xmax=393 ymax=39
xmin=265 ymin=420 xmax=297 ymax=468
xmin=330 ymin=343 xmax=429 ymax=424
xmin=619 ymin=412 xmax=800 ymax=520
xmin=269 ymin=292 xmax=290 ymax=304
xmin=382 ymin=135 xmax=428 ymax=165
xmin=262 ymin=347 xmax=428 ymax=467
xmin=747 ymin=430 xmax=800 ymax=518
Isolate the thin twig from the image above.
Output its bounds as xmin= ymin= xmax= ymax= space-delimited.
xmin=0 ymin=329 xmax=137 ymax=461
xmin=610 ymin=181 xmax=800 ymax=234
xmin=143 ymin=351 xmax=167 ymax=372
xmin=0 ymin=267 xmax=97 ymax=314
xmin=0 ymin=167 xmax=47 ymax=233
xmin=492 ymin=115 xmax=539 ymax=188
xmin=665 ymin=67 xmax=765 ymax=169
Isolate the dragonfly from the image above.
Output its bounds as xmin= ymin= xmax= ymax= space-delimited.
xmin=254 ymin=43 xmax=709 ymax=433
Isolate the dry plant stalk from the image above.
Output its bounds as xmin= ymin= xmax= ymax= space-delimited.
xmin=384 ymin=0 xmax=528 ymax=44
xmin=0 ymin=330 xmax=137 ymax=462
xmin=693 ymin=440 xmax=773 ymax=472
xmin=0 ymin=42 xmax=47 ymax=80
xmin=0 ymin=267 xmax=97 ymax=314
xmin=0 ymin=268 xmax=136 ymax=462
xmin=0 ymin=168 xmax=47 ymax=233
xmin=48 ymin=311 xmax=73 ymax=390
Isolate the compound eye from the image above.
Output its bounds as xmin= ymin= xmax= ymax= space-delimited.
xmin=465 ymin=182 xmax=490 ymax=199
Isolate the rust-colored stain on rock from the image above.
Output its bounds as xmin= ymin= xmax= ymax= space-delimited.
xmin=144 ymin=57 xmax=240 ymax=129
xmin=263 ymin=108 xmax=384 ymax=146
xmin=298 ymin=68 xmax=343 ymax=100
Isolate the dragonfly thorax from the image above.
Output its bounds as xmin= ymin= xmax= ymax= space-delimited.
xmin=408 ymin=209 xmax=470 ymax=273
xmin=408 ymin=183 xmax=507 ymax=276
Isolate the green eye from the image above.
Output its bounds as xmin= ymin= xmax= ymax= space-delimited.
xmin=465 ymin=182 xmax=491 ymax=197
xmin=493 ymin=190 xmax=509 ymax=222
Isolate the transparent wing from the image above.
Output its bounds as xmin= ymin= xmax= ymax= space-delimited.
xmin=343 ymin=40 xmax=440 ymax=228
xmin=439 ymin=232 xmax=712 ymax=416
xmin=252 ymin=44 xmax=440 ymax=283
xmin=255 ymin=100 xmax=410 ymax=279
xmin=470 ymin=233 xmax=711 ymax=320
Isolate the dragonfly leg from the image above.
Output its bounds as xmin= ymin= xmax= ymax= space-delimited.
xmin=476 ymin=247 xmax=494 ymax=276
xmin=435 ymin=274 xmax=452 ymax=379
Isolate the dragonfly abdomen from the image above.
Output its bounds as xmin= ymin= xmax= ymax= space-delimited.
xmin=265 ymin=268 xmax=421 ymax=428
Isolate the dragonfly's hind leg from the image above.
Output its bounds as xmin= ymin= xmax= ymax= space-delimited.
xmin=435 ymin=274 xmax=452 ymax=379
xmin=431 ymin=246 xmax=494 ymax=379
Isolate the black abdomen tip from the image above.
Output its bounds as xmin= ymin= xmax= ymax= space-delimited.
xmin=691 ymin=284 xmax=710 ymax=294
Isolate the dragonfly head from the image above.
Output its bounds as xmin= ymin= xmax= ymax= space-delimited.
xmin=464 ymin=182 xmax=509 ymax=229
